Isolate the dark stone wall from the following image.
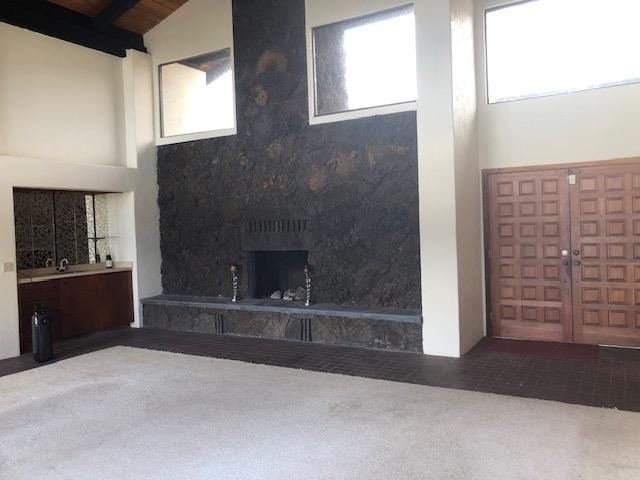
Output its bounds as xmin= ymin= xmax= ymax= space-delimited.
xmin=157 ymin=0 xmax=421 ymax=309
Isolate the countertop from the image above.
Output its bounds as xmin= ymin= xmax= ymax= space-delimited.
xmin=18 ymin=262 xmax=133 ymax=285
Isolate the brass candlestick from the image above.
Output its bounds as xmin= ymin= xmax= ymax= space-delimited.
xmin=304 ymin=264 xmax=311 ymax=306
xmin=230 ymin=265 xmax=239 ymax=302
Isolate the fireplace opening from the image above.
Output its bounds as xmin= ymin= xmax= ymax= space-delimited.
xmin=250 ymin=250 xmax=308 ymax=299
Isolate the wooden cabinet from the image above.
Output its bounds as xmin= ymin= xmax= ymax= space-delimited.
xmin=99 ymin=272 xmax=135 ymax=330
xmin=18 ymin=271 xmax=134 ymax=353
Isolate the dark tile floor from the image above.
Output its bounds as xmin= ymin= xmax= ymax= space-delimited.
xmin=2 ymin=327 xmax=640 ymax=412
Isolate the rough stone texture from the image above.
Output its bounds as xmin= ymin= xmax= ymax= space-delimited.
xmin=313 ymin=20 xmax=348 ymax=115
xmin=312 ymin=316 xmax=422 ymax=353
xmin=143 ymin=302 xmax=422 ymax=353
xmin=223 ymin=310 xmax=302 ymax=341
xmin=157 ymin=0 xmax=420 ymax=309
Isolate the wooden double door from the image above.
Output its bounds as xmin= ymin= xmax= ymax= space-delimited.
xmin=486 ymin=162 xmax=640 ymax=346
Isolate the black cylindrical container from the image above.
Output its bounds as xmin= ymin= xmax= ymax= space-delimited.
xmin=32 ymin=306 xmax=53 ymax=362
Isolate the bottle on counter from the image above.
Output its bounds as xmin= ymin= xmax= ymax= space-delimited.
xmin=106 ymin=253 xmax=114 ymax=269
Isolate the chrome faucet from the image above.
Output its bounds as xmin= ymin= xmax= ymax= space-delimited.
xmin=45 ymin=258 xmax=55 ymax=269
xmin=57 ymin=258 xmax=69 ymax=273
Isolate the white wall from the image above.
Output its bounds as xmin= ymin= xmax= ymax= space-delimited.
xmin=414 ymin=0 xmax=485 ymax=357
xmin=306 ymin=0 xmax=409 ymax=26
xmin=144 ymin=0 xmax=236 ymax=145
xmin=475 ymin=0 xmax=640 ymax=169
xmin=122 ymin=51 xmax=164 ymax=327
xmin=0 ymin=23 xmax=125 ymax=166
xmin=0 ymin=26 xmax=161 ymax=359
xmin=160 ymin=63 xmax=206 ymax=136
xmin=415 ymin=0 xmax=462 ymax=357
xmin=451 ymin=0 xmax=484 ymax=354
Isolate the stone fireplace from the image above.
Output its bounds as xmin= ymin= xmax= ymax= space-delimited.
xmin=156 ymin=0 xmax=420 ymax=310
xmin=147 ymin=0 xmax=423 ymax=352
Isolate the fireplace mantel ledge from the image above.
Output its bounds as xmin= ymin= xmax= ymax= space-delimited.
xmin=141 ymin=295 xmax=422 ymax=324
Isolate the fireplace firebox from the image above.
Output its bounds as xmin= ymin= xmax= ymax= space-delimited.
xmin=249 ymin=250 xmax=308 ymax=299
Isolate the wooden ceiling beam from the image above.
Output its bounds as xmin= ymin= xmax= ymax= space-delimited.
xmin=0 ymin=0 xmax=145 ymax=57
xmin=93 ymin=0 xmax=142 ymax=32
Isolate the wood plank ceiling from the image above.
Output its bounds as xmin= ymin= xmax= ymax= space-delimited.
xmin=47 ymin=0 xmax=188 ymax=34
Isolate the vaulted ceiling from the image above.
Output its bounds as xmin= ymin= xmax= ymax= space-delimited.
xmin=0 ymin=0 xmax=188 ymax=57
xmin=47 ymin=0 xmax=189 ymax=35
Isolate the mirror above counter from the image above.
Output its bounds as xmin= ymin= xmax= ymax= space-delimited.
xmin=13 ymin=189 xmax=119 ymax=271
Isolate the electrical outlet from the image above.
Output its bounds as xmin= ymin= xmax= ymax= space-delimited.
xmin=3 ymin=262 xmax=15 ymax=273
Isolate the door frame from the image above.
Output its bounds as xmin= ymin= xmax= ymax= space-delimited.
xmin=482 ymin=156 xmax=640 ymax=340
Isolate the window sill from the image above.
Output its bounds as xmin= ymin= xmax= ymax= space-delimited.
xmin=155 ymin=127 xmax=237 ymax=146
xmin=308 ymin=101 xmax=417 ymax=126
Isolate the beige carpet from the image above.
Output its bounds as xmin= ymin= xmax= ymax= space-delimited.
xmin=0 ymin=347 xmax=639 ymax=480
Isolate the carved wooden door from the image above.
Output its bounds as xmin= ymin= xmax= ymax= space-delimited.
xmin=570 ymin=164 xmax=640 ymax=346
xmin=487 ymin=162 xmax=640 ymax=346
xmin=487 ymin=170 xmax=573 ymax=342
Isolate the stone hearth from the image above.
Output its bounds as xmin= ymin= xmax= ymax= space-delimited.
xmin=143 ymin=295 xmax=422 ymax=352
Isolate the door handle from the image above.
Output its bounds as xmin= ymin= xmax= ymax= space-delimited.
xmin=574 ymin=260 xmax=582 ymax=266
xmin=562 ymin=260 xmax=569 ymax=266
